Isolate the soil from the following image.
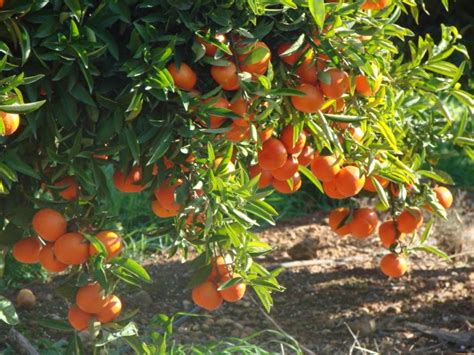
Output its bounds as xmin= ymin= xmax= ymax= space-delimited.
xmin=1 ymin=211 xmax=473 ymax=354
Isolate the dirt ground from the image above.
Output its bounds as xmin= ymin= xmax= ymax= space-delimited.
xmin=2 ymin=210 xmax=473 ymax=354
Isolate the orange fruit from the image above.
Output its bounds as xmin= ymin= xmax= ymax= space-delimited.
xmin=310 ymin=155 xmax=340 ymax=182
xmin=363 ymin=176 xmax=389 ymax=192
xmin=204 ymin=96 xmax=230 ymax=129
xmin=154 ymin=178 xmax=183 ymax=211
xmin=271 ymin=155 xmax=299 ymax=181
xmin=319 ymin=68 xmax=349 ymax=99
xmin=54 ymin=176 xmax=78 ymax=200
xmin=272 ymin=172 xmax=302 ymax=194
xmin=249 ymin=164 xmax=273 ymax=189
xmin=230 ymin=97 xmax=254 ymax=127
xmin=323 ymin=98 xmax=345 ymax=114
xmin=54 ymin=232 xmax=90 ymax=265
xmin=361 ymin=0 xmax=390 ymax=10
xmin=151 ymin=199 xmax=179 ymax=218
xmin=291 ymin=83 xmax=324 ymax=113
xmin=295 ymin=56 xmax=326 ymax=85
xmin=237 ymin=41 xmax=271 ymax=76
xmin=208 ymin=256 xmax=230 ymax=281
xmin=39 ymin=243 xmax=68 ymax=272
xmin=32 ymin=208 xmax=67 ymax=242
xmin=349 ymin=126 xmax=364 ymax=142
xmin=89 ymin=231 xmax=123 ymax=261
xmin=277 ymin=42 xmax=307 ymax=65
xmin=112 ymin=166 xmax=145 ymax=193
xmin=433 ymin=186 xmax=453 ymax=209
xmin=257 ymin=138 xmax=288 ymax=171
xmin=349 ymin=208 xmax=379 ymax=239
xmin=76 ymin=283 xmax=110 ymax=314
xmin=280 ymin=125 xmax=306 ymax=155
xmin=68 ymin=304 xmax=93 ymax=331
xmin=211 ymin=61 xmax=239 ymax=91
xmin=0 ymin=112 xmax=20 ymax=136
xmin=335 ymin=166 xmax=365 ymax=197
xmin=196 ymin=33 xmax=227 ymax=56
xmin=219 ymin=274 xmax=246 ymax=302
xmin=259 ymin=126 xmax=274 ymax=142
xmin=323 ymin=179 xmax=345 ymax=199
xmin=12 ymin=237 xmax=42 ymax=264
xmin=192 ymin=281 xmax=223 ymax=311
xmin=226 ymin=121 xmax=250 ymax=142
xmin=297 ymin=145 xmax=315 ymax=167
xmin=380 ymin=253 xmax=407 ymax=278
xmin=167 ymin=62 xmax=197 ymax=91
xmin=328 ymin=208 xmax=352 ymax=236
xmin=378 ymin=220 xmax=404 ymax=248
xmin=96 ymin=295 xmax=122 ymax=323
xmin=396 ymin=208 xmax=423 ymax=234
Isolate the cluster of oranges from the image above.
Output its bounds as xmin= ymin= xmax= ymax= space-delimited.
xmin=327 ymin=184 xmax=453 ymax=278
xmin=192 ymin=256 xmax=246 ymax=311
xmin=0 ymin=111 xmax=20 ymax=137
xmin=12 ymin=208 xmax=123 ymax=271
xmin=68 ymin=283 xmax=122 ymax=331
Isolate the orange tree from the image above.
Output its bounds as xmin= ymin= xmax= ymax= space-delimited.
xmin=0 ymin=0 xmax=473 ymax=350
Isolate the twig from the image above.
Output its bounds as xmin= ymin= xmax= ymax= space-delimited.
xmin=406 ymin=322 xmax=474 ymax=347
xmin=6 ymin=328 xmax=39 ymax=355
xmin=249 ymin=294 xmax=316 ymax=355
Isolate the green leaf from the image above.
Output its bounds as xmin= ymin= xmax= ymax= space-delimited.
xmin=38 ymin=318 xmax=72 ymax=331
xmin=419 ymin=219 xmax=434 ymax=244
xmin=298 ymin=165 xmax=323 ymax=193
xmin=0 ymin=101 xmax=46 ymax=114
xmin=0 ymin=296 xmax=19 ymax=325
xmin=413 ymin=245 xmax=451 ymax=262
xmin=64 ymin=0 xmax=82 ymax=21
xmin=308 ymin=0 xmax=325 ymax=31
xmin=372 ymin=177 xmax=389 ymax=210
xmin=324 ymin=113 xmax=366 ymax=123
xmin=417 ymin=169 xmax=454 ymax=185
xmin=124 ymin=127 xmax=140 ymax=162
xmin=111 ymin=257 xmax=152 ymax=283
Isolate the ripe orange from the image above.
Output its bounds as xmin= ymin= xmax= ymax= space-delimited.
xmin=167 ymin=62 xmax=197 ymax=91
xmin=380 ymin=253 xmax=408 ymax=278
xmin=0 ymin=112 xmax=20 ymax=136
xmin=54 ymin=176 xmax=78 ymax=200
xmin=54 ymin=232 xmax=90 ymax=265
xmin=363 ymin=176 xmax=389 ymax=192
xmin=354 ymin=74 xmax=381 ymax=96
xmin=76 ymin=283 xmax=109 ymax=314
xmin=154 ymin=178 xmax=183 ymax=211
xmin=277 ymin=42 xmax=307 ymax=65
xmin=219 ymin=274 xmax=246 ymax=302
xmin=259 ymin=126 xmax=274 ymax=142
xmin=230 ymin=98 xmax=254 ymax=127
xmin=68 ymin=304 xmax=93 ymax=331
xmin=196 ymin=33 xmax=227 ymax=56
xmin=96 ymin=295 xmax=122 ymax=323
xmin=272 ymin=172 xmax=302 ymax=194
xmin=349 ymin=126 xmax=364 ymax=142
xmin=226 ymin=121 xmax=250 ymax=142
xmin=39 ymin=243 xmax=68 ymax=272
xmin=310 ymin=155 xmax=340 ymax=182
xmin=297 ymin=145 xmax=315 ymax=167
xmin=257 ymin=138 xmax=288 ymax=171
xmin=89 ymin=231 xmax=123 ymax=261
xmin=249 ymin=164 xmax=273 ymax=189
xmin=295 ymin=56 xmax=326 ymax=86
xmin=272 ymin=156 xmax=299 ymax=181
xmin=280 ymin=126 xmax=306 ymax=155
xmin=204 ymin=96 xmax=230 ymax=129
xmin=323 ymin=179 xmax=344 ymax=199
xmin=112 ymin=166 xmax=145 ymax=193
xmin=151 ymin=199 xmax=179 ymax=218
xmin=396 ymin=208 xmax=423 ymax=233
xmin=378 ymin=220 xmax=404 ymax=248
xmin=208 ymin=256 xmax=230 ymax=281
xmin=12 ymin=237 xmax=42 ymax=264
xmin=32 ymin=208 xmax=67 ymax=242
xmin=319 ymin=68 xmax=349 ymax=99
xmin=192 ymin=281 xmax=223 ymax=311
xmin=350 ymin=208 xmax=379 ymax=239
xmin=211 ymin=61 xmax=239 ymax=91
xmin=237 ymin=41 xmax=271 ymax=76
xmin=328 ymin=208 xmax=352 ymax=236
xmin=291 ymin=83 xmax=324 ymax=113
xmin=361 ymin=0 xmax=390 ymax=10
xmin=433 ymin=186 xmax=453 ymax=209
xmin=335 ymin=166 xmax=366 ymax=197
